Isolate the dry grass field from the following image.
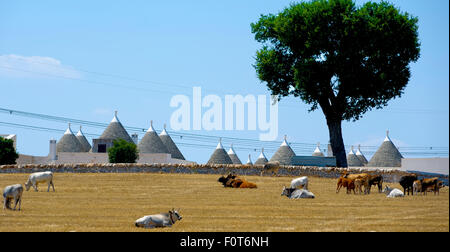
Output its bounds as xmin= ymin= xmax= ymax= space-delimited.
xmin=0 ymin=173 xmax=448 ymax=232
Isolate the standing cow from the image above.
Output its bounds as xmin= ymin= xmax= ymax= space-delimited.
xmin=135 ymin=208 xmax=182 ymax=228
xmin=290 ymin=176 xmax=308 ymax=190
xmin=25 ymin=171 xmax=55 ymax=192
xmin=3 ymin=184 xmax=24 ymax=211
xmin=399 ymin=174 xmax=418 ymax=195
xmin=368 ymin=174 xmax=383 ymax=193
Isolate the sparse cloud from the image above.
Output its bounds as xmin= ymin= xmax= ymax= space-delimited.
xmin=0 ymin=54 xmax=82 ymax=79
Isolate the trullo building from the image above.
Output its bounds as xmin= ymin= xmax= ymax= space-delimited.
xmin=92 ymin=111 xmax=134 ymax=153
xmin=159 ymin=124 xmax=185 ymax=160
xmin=56 ymin=123 xmax=84 ymax=153
xmin=138 ymin=121 xmax=170 ymax=154
xmin=269 ymin=135 xmax=296 ymax=165
xmin=207 ymin=138 xmax=233 ymax=165
xmin=227 ymin=144 xmax=242 ymax=164
xmin=367 ymin=131 xmax=403 ymax=167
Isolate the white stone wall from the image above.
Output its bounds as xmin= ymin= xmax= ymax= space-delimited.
xmin=16 ymin=152 xmax=193 ymax=165
xmin=401 ymin=158 xmax=449 ymax=175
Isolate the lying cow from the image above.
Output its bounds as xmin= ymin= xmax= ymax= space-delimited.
xmin=281 ymin=186 xmax=315 ymax=199
xmin=217 ymin=174 xmax=257 ymax=189
xmin=218 ymin=173 xmax=240 ymax=187
xmin=399 ymin=174 xmax=417 ymax=195
xmin=3 ymin=184 xmax=24 ymax=211
xmin=383 ymin=185 xmax=404 ymax=198
xmin=290 ymin=176 xmax=308 ymax=190
xmin=25 ymin=171 xmax=55 ymax=192
xmin=135 ymin=208 xmax=182 ymax=228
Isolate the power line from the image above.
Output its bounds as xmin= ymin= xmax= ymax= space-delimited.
xmin=1 ymin=107 xmax=448 ymax=157
xmin=1 ymin=120 xmax=448 ymax=157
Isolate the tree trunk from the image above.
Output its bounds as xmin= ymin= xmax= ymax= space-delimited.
xmin=326 ymin=118 xmax=348 ymax=168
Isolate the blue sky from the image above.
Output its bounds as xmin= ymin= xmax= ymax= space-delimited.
xmin=0 ymin=0 xmax=448 ymax=164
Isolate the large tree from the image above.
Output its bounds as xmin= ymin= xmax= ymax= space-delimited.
xmin=251 ymin=0 xmax=420 ymax=167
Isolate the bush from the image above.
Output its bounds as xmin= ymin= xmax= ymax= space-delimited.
xmin=0 ymin=136 xmax=19 ymax=165
xmin=107 ymin=139 xmax=139 ymax=163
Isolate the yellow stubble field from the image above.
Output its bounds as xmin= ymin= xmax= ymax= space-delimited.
xmin=0 ymin=173 xmax=448 ymax=232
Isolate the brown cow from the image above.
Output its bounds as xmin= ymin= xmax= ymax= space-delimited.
xmin=367 ymin=174 xmax=383 ymax=193
xmin=336 ymin=176 xmax=356 ymax=194
xmin=344 ymin=173 xmax=370 ymax=194
xmin=217 ymin=174 xmax=257 ymax=189
xmin=420 ymin=177 xmax=441 ymax=195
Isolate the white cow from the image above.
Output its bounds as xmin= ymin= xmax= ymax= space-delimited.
xmin=281 ymin=186 xmax=315 ymax=199
xmin=25 ymin=171 xmax=55 ymax=192
xmin=290 ymin=176 xmax=308 ymax=190
xmin=135 ymin=208 xmax=182 ymax=228
xmin=383 ymin=185 xmax=404 ymax=198
xmin=3 ymin=184 xmax=24 ymax=211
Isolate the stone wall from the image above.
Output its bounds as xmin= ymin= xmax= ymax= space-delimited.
xmin=0 ymin=163 xmax=415 ymax=182
xmin=15 ymin=152 xmax=194 ymax=165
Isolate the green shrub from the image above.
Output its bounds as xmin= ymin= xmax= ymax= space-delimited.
xmin=107 ymin=139 xmax=139 ymax=163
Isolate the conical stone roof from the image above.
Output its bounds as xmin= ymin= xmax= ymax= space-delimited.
xmin=159 ymin=124 xmax=185 ymax=160
xmin=254 ymin=148 xmax=268 ymax=165
xmin=269 ymin=135 xmax=296 ymax=165
xmin=99 ymin=111 xmax=133 ymax=143
xmin=138 ymin=121 xmax=170 ymax=154
xmin=312 ymin=142 xmax=324 ymax=157
xmin=207 ymin=138 xmax=233 ymax=165
xmin=227 ymin=144 xmax=242 ymax=164
xmin=347 ymin=146 xmax=364 ymax=167
xmin=76 ymin=126 xmax=91 ymax=152
xmin=356 ymin=144 xmax=368 ymax=165
xmin=368 ymin=131 xmax=403 ymax=167
xmin=56 ymin=123 xmax=84 ymax=153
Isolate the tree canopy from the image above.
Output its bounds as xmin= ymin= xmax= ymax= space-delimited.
xmin=251 ymin=0 xmax=420 ymax=167
xmin=0 ymin=136 xmax=19 ymax=165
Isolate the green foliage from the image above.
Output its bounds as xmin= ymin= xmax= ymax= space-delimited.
xmin=107 ymin=139 xmax=139 ymax=163
xmin=0 ymin=137 xmax=19 ymax=165
xmin=251 ymin=0 xmax=420 ymax=121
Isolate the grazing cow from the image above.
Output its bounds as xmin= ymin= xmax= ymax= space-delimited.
xmin=25 ymin=171 xmax=55 ymax=192
xmin=336 ymin=176 xmax=355 ymax=194
xmin=281 ymin=186 xmax=315 ymax=199
xmin=3 ymin=184 xmax=23 ymax=211
xmin=420 ymin=177 xmax=440 ymax=195
xmin=368 ymin=174 xmax=383 ymax=193
xmin=135 ymin=208 xmax=182 ymax=228
xmin=399 ymin=174 xmax=418 ymax=195
xmin=344 ymin=173 xmax=370 ymax=194
xmin=290 ymin=176 xmax=308 ymax=190
xmin=413 ymin=180 xmax=422 ymax=195
xmin=383 ymin=185 xmax=404 ymax=198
